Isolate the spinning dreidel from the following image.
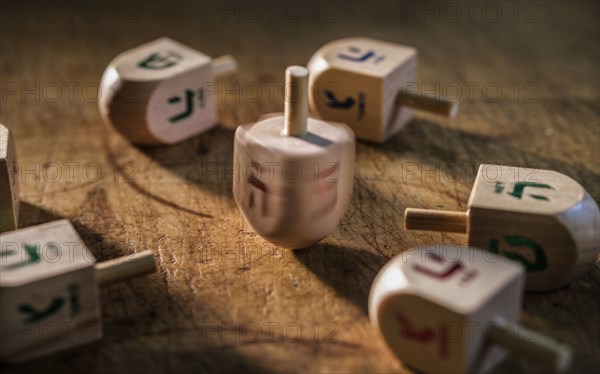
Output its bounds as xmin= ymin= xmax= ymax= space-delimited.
xmin=307 ymin=37 xmax=458 ymax=143
xmin=0 ymin=124 xmax=18 ymax=233
xmin=0 ymin=219 xmax=157 ymax=361
xmin=233 ymin=66 xmax=355 ymax=249
xmin=404 ymin=164 xmax=600 ymax=291
xmin=369 ymin=246 xmax=572 ymax=374
xmin=99 ymin=37 xmax=237 ymax=145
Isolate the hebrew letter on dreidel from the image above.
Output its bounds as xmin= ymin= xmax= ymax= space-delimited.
xmin=138 ymin=51 xmax=182 ymax=70
xmin=324 ymin=90 xmax=355 ymax=109
xmin=489 ymin=236 xmax=548 ymax=272
xmin=18 ymin=297 xmax=65 ymax=324
xmin=495 ymin=181 xmax=554 ymax=201
xmin=413 ymin=252 xmax=478 ymax=285
xmin=2 ymin=244 xmax=40 ymax=271
xmin=337 ymin=46 xmax=384 ymax=64
xmin=395 ymin=312 xmax=449 ymax=359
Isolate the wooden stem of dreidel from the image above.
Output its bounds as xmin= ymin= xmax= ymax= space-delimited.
xmin=404 ymin=208 xmax=468 ymax=233
xmin=488 ymin=318 xmax=572 ymax=373
xmin=395 ymin=90 xmax=459 ymax=117
xmin=211 ymin=54 xmax=238 ymax=77
xmin=95 ymin=250 xmax=157 ymax=287
xmin=283 ymin=66 xmax=309 ymax=137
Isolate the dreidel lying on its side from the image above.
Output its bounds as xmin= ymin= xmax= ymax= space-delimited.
xmin=0 ymin=219 xmax=157 ymax=362
xmin=233 ymin=66 xmax=355 ymax=249
xmin=404 ymin=164 xmax=600 ymax=291
xmin=369 ymin=246 xmax=572 ymax=374
xmin=307 ymin=37 xmax=458 ymax=143
xmin=99 ymin=37 xmax=237 ymax=145
xmin=0 ymin=124 xmax=18 ymax=233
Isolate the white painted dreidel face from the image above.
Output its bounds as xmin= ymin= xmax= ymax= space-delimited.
xmin=467 ymin=164 xmax=600 ymax=291
xmin=0 ymin=124 xmax=19 ymax=232
xmin=233 ymin=66 xmax=355 ymax=249
xmin=0 ymin=220 xmax=101 ymax=361
xmin=307 ymin=37 xmax=417 ymax=143
xmin=99 ymin=37 xmax=233 ymax=145
xmin=369 ymin=246 xmax=524 ymax=374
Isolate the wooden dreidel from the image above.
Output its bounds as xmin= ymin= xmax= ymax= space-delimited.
xmin=0 ymin=124 xmax=19 ymax=233
xmin=233 ymin=66 xmax=355 ymax=249
xmin=99 ymin=37 xmax=237 ymax=145
xmin=369 ymin=245 xmax=572 ymax=374
xmin=404 ymin=164 xmax=600 ymax=291
xmin=0 ymin=219 xmax=157 ymax=362
xmin=307 ymin=37 xmax=458 ymax=143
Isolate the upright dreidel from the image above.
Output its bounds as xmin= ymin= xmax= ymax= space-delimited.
xmin=0 ymin=124 xmax=18 ymax=233
xmin=233 ymin=66 xmax=355 ymax=249
xmin=404 ymin=164 xmax=600 ymax=291
xmin=99 ymin=37 xmax=237 ymax=145
xmin=307 ymin=37 xmax=458 ymax=143
xmin=0 ymin=219 xmax=157 ymax=361
xmin=369 ymin=245 xmax=572 ymax=374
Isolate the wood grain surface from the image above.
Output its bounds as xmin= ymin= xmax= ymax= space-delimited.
xmin=1 ymin=1 xmax=598 ymax=373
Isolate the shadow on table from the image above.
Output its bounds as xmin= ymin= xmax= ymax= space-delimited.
xmin=294 ymin=243 xmax=388 ymax=315
xmin=18 ymin=201 xmax=63 ymax=228
xmin=369 ymin=118 xmax=600 ymax=199
xmin=137 ymin=125 xmax=237 ymax=199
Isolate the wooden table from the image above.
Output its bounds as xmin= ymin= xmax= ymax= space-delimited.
xmin=1 ymin=1 xmax=598 ymax=373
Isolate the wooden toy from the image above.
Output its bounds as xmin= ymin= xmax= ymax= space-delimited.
xmin=307 ymin=37 xmax=458 ymax=143
xmin=369 ymin=245 xmax=572 ymax=374
xmin=0 ymin=219 xmax=157 ymax=361
xmin=404 ymin=164 xmax=600 ymax=291
xmin=99 ymin=37 xmax=237 ymax=145
xmin=0 ymin=124 xmax=18 ymax=233
xmin=233 ymin=66 xmax=355 ymax=249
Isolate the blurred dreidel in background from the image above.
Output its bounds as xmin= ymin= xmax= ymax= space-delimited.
xmin=0 ymin=219 xmax=157 ymax=361
xmin=404 ymin=164 xmax=600 ymax=291
xmin=233 ymin=66 xmax=355 ymax=249
xmin=369 ymin=246 xmax=572 ymax=374
xmin=99 ymin=37 xmax=237 ymax=145
xmin=307 ymin=37 xmax=458 ymax=143
xmin=0 ymin=124 xmax=19 ymax=233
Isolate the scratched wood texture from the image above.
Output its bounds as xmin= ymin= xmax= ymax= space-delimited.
xmin=1 ymin=1 xmax=598 ymax=373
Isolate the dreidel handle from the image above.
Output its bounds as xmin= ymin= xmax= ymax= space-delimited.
xmin=211 ymin=54 xmax=238 ymax=78
xmin=95 ymin=250 xmax=157 ymax=286
xmin=488 ymin=318 xmax=572 ymax=373
xmin=283 ymin=66 xmax=309 ymax=137
xmin=395 ymin=90 xmax=459 ymax=117
xmin=404 ymin=208 xmax=468 ymax=233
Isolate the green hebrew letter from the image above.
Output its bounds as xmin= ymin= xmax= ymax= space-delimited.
xmin=138 ymin=51 xmax=182 ymax=70
xmin=18 ymin=297 xmax=65 ymax=324
xmin=489 ymin=235 xmax=548 ymax=272
xmin=508 ymin=182 xmax=553 ymax=201
xmin=2 ymin=244 xmax=41 ymax=270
